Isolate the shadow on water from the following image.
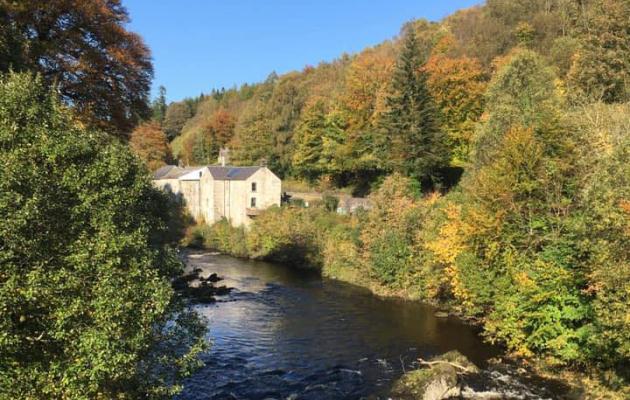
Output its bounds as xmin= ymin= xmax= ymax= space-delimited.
xmin=177 ymin=250 xmax=569 ymax=400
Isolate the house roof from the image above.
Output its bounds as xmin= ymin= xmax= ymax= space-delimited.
xmin=207 ymin=166 xmax=261 ymax=181
xmin=153 ymin=165 xmax=263 ymax=181
xmin=153 ymin=165 xmax=202 ymax=180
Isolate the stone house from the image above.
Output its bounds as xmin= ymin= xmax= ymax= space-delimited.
xmin=153 ymin=162 xmax=281 ymax=227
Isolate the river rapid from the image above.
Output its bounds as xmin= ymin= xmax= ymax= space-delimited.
xmin=177 ymin=251 xmax=568 ymax=400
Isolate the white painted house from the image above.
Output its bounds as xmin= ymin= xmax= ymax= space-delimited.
xmin=153 ymin=158 xmax=281 ymax=227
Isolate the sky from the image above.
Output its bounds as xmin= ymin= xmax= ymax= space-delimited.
xmin=124 ymin=0 xmax=482 ymax=102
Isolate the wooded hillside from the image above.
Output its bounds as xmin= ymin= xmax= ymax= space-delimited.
xmin=150 ymin=0 xmax=628 ymax=196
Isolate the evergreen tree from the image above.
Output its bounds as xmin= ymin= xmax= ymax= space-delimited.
xmin=151 ymin=85 xmax=167 ymax=125
xmin=381 ymin=29 xmax=448 ymax=185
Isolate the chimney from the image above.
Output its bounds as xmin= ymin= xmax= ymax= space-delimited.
xmin=218 ymin=147 xmax=230 ymax=167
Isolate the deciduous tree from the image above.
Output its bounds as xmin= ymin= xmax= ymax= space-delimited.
xmin=424 ymin=35 xmax=487 ymax=166
xmin=567 ymin=0 xmax=630 ymax=103
xmin=0 ymin=0 xmax=153 ymax=136
xmin=0 ymin=73 xmax=205 ymax=399
xmin=292 ymin=100 xmax=345 ymax=182
xmin=163 ymin=102 xmax=193 ymax=141
xmin=129 ymin=121 xmax=172 ymax=171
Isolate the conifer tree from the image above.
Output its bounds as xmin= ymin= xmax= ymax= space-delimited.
xmin=151 ymin=85 xmax=168 ymax=125
xmin=381 ymin=29 xmax=448 ymax=185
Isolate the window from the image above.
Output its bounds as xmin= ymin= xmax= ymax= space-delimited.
xmin=250 ymin=197 xmax=256 ymax=208
xmin=251 ymin=182 xmax=257 ymax=192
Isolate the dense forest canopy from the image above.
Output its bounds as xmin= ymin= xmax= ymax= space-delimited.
xmin=149 ymin=0 xmax=628 ymax=195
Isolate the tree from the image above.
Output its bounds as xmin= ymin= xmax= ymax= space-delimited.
xmin=359 ymin=174 xmax=425 ymax=286
xmin=129 ymin=121 xmax=172 ymax=171
xmin=424 ymin=35 xmax=487 ymax=166
xmin=292 ymin=101 xmax=327 ymax=181
xmin=0 ymin=73 xmax=205 ymax=398
xmin=151 ymin=86 xmax=168 ymax=125
xmin=429 ymin=51 xmax=591 ymax=363
xmin=163 ymin=102 xmax=193 ymax=141
xmin=230 ymin=84 xmax=275 ymax=167
xmin=381 ymin=29 xmax=448 ymax=184
xmin=473 ymin=49 xmax=564 ymax=167
xmin=567 ymin=0 xmax=630 ymax=103
xmin=341 ymin=45 xmax=395 ymax=130
xmin=572 ymin=103 xmax=630 ymax=371
xmin=202 ymin=108 xmax=236 ymax=157
xmin=0 ymin=0 xmax=153 ymax=136
xmin=292 ymin=100 xmax=345 ymax=182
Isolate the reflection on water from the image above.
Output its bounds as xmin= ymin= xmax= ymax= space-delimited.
xmin=178 ymin=251 xmax=501 ymax=400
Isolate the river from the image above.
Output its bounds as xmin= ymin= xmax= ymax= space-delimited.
xmin=177 ymin=251 xmax=567 ymax=400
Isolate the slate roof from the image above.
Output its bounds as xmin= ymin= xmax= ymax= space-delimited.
xmin=153 ymin=165 xmax=262 ymax=181
xmin=207 ymin=166 xmax=261 ymax=181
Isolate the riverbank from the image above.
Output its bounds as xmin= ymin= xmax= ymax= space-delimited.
xmin=183 ymin=209 xmax=628 ymax=399
xmin=189 ymin=170 xmax=630 ymax=399
xmin=177 ymin=249 xmax=574 ymax=399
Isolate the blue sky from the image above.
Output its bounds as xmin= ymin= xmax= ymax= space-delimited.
xmin=124 ymin=1 xmax=482 ymax=102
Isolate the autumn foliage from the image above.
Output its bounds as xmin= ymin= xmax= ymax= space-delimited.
xmin=0 ymin=0 xmax=153 ymax=136
xmin=129 ymin=122 xmax=172 ymax=171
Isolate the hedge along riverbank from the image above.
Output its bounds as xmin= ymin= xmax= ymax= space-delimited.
xmin=186 ymin=157 xmax=628 ymax=399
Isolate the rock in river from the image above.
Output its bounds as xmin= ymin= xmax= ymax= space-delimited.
xmin=389 ymin=351 xmax=479 ymax=400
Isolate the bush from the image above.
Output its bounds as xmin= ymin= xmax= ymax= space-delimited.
xmin=322 ymin=194 xmax=339 ymax=212
xmin=189 ymin=206 xmax=347 ymax=269
xmin=0 ymin=73 xmax=206 ymax=399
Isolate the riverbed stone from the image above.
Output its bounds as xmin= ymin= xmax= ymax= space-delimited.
xmin=390 ymin=364 xmax=460 ymax=400
xmin=436 ymin=350 xmax=479 ymax=373
xmin=434 ymin=311 xmax=449 ymax=318
xmin=389 ymin=351 xmax=479 ymax=400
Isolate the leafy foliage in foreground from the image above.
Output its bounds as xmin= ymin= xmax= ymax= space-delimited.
xmin=0 ymin=73 xmax=206 ymax=399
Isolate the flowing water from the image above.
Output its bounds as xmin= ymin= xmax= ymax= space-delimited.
xmin=177 ymin=251 xmax=567 ymax=400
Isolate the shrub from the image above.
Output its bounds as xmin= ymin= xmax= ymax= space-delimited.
xmin=322 ymin=194 xmax=340 ymax=212
xmin=0 ymin=73 xmax=205 ymax=399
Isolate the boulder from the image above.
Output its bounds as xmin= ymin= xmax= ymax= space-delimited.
xmin=389 ymin=351 xmax=479 ymax=400
xmin=390 ymin=364 xmax=460 ymax=400
xmin=434 ymin=311 xmax=449 ymax=318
